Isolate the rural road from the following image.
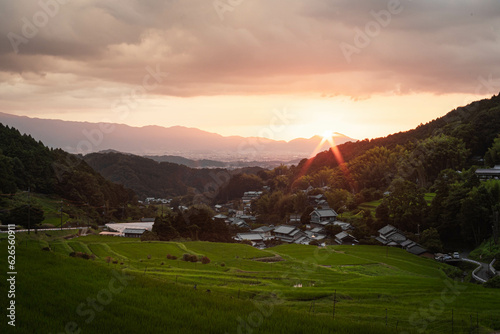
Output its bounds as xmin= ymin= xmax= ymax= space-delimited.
xmin=475 ymin=262 xmax=492 ymax=281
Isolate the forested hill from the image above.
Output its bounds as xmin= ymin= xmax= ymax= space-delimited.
xmin=83 ymin=152 xmax=264 ymax=199
xmin=301 ymin=93 xmax=500 ymax=175
xmin=0 ymin=124 xmax=135 ymax=208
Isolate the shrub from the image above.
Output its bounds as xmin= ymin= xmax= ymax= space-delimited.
xmin=484 ymin=276 xmax=500 ymax=289
xmin=201 ymin=256 xmax=211 ymax=264
xmin=141 ymin=230 xmax=160 ymax=241
xmin=70 ymin=252 xmax=93 ymax=260
xmin=167 ymin=254 xmax=178 ymax=260
xmin=309 ymin=240 xmax=320 ymax=246
xmin=182 ymin=253 xmax=198 ymax=262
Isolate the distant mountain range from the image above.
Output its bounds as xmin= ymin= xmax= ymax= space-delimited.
xmin=0 ymin=112 xmax=355 ymax=161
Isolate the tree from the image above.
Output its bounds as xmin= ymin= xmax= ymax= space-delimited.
xmin=153 ymin=216 xmax=180 ymax=241
xmin=420 ymin=228 xmax=443 ymax=253
xmin=326 ymin=188 xmax=353 ymax=213
xmin=324 ymin=225 xmax=342 ymax=238
xmin=459 ymin=185 xmax=494 ymax=246
xmin=399 ymin=135 xmax=469 ymax=187
xmin=380 ymin=179 xmax=427 ymax=232
xmin=484 ymin=135 xmax=500 ymax=167
xmin=6 ymin=204 xmax=45 ymax=228
xmin=300 ymin=206 xmax=314 ymax=225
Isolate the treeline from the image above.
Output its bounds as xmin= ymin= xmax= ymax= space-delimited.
xmin=143 ymin=206 xmax=232 ymax=242
xmin=301 ymin=93 xmax=500 ymax=176
xmin=0 ymin=124 xmax=136 ymax=225
xmin=84 ymin=152 xmax=263 ymax=200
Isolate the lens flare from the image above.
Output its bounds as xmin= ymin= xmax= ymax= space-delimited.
xmin=297 ymin=131 xmax=353 ymax=190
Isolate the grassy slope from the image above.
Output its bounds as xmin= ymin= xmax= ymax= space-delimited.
xmin=1 ymin=232 xmax=500 ymax=333
xmin=1 ymin=192 xmax=72 ymax=227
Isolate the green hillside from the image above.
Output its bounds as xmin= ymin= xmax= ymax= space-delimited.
xmin=2 ymin=232 xmax=499 ymax=333
xmin=0 ymin=124 xmax=136 ymax=225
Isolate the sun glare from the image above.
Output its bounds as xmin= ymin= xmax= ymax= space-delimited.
xmin=322 ymin=130 xmax=333 ymax=142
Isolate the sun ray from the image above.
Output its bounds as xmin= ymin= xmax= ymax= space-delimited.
xmin=297 ymin=130 xmax=354 ymax=191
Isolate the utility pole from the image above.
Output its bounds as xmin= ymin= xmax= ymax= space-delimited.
xmin=494 ymin=211 xmax=499 ymax=245
xmin=60 ymin=200 xmax=63 ymax=231
xmin=451 ymin=309 xmax=454 ymax=334
xmin=332 ymin=289 xmax=337 ymax=320
xmin=27 ymin=187 xmax=31 ymax=235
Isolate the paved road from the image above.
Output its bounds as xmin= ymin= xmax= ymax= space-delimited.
xmin=475 ymin=262 xmax=492 ymax=281
xmin=0 ymin=227 xmax=87 ymax=233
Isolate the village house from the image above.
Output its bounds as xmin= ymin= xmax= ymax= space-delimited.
xmin=376 ymin=225 xmax=407 ymax=246
xmin=288 ymin=214 xmax=302 ymax=225
xmin=123 ymin=228 xmax=146 ymax=238
xmin=375 ymin=224 xmax=429 ymax=256
xmin=334 ymin=231 xmax=358 ymax=245
xmin=310 ymin=208 xmax=338 ymax=228
xmin=273 ymin=225 xmax=305 ymax=243
xmin=251 ymin=226 xmax=274 ymax=238
xmin=228 ymin=217 xmax=250 ymax=230
xmin=235 ymin=232 xmax=265 ymax=248
xmin=475 ymin=165 xmax=500 ymax=180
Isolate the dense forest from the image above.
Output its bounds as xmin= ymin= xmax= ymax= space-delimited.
xmin=0 ymin=124 xmax=136 ymax=225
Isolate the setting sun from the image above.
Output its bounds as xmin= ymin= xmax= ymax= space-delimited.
xmin=322 ymin=130 xmax=333 ymax=142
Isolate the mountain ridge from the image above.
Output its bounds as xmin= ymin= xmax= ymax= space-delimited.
xmin=0 ymin=112 xmax=355 ymax=161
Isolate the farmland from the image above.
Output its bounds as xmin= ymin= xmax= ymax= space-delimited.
xmin=1 ymin=231 xmax=500 ymax=333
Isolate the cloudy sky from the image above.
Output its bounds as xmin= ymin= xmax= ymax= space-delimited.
xmin=1 ymin=0 xmax=500 ymax=141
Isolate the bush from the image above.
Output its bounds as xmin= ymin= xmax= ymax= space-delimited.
xmin=309 ymin=240 xmax=320 ymax=246
xmin=484 ymin=276 xmax=500 ymax=289
xmin=182 ymin=253 xmax=198 ymax=262
xmin=69 ymin=252 xmax=93 ymax=260
xmin=167 ymin=254 xmax=178 ymax=260
xmin=201 ymin=256 xmax=211 ymax=264
xmin=141 ymin=230 xmax=160 ymax=242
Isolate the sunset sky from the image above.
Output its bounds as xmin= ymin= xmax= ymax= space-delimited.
xmin=1 ymin=0 xmax=500 ymax=141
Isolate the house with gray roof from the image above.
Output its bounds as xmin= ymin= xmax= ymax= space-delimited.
xmin=335 ymin=231 xmax=358 ymax=245
xmin=273 ymin=225 xmax=305 ymax=243
xmin=310 ymin=209 xmax=338 ymax=228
